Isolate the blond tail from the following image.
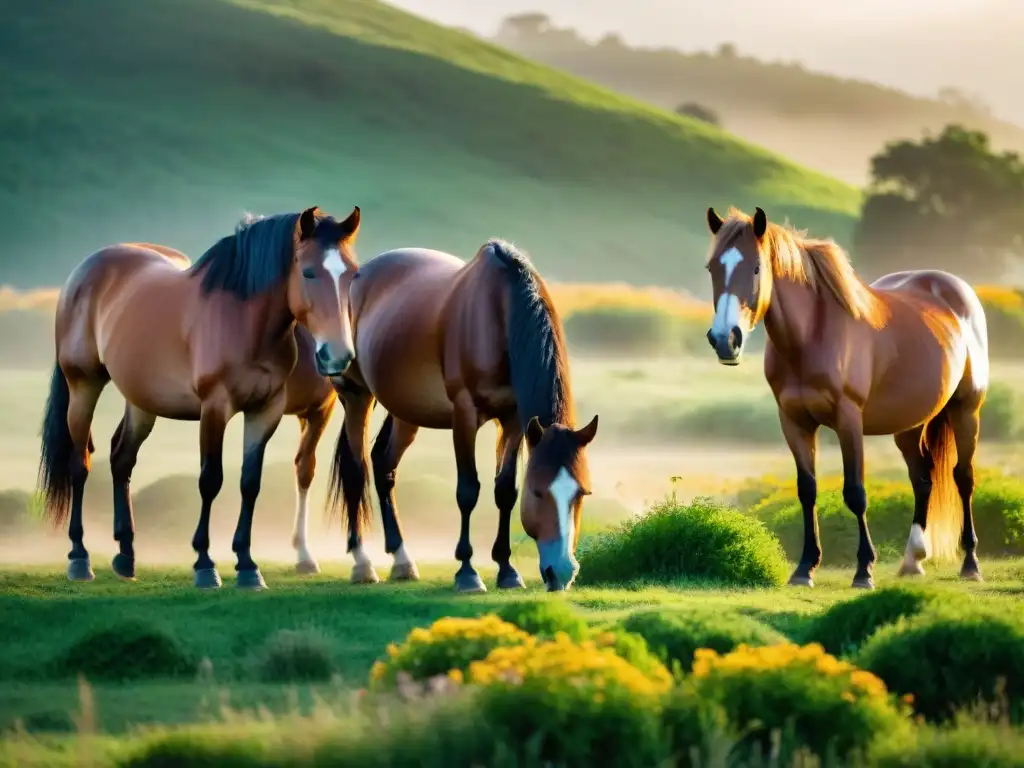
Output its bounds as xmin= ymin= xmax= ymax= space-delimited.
xmin=923 ymin=408 xmax=963 ymax=563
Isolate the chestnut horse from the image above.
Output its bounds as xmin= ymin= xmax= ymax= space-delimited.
xmin=37 ymin=206 xmax=362 ymax=588
xmin=703 ymin=207 xmax=988 ymax=589
xmin=326 ymin=239 xmax=599 ymax=593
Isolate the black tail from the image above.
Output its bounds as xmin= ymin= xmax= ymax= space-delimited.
xmin=37 ymin=363 xmax=75 ymax=528
xmin=326 ymin=414 xmax=374 ymax=536
xmin=487 ymin=239 xmax=569 ymax=429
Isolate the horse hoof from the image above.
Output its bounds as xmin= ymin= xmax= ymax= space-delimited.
xmin=852 ymin=576 xmax=875 ymax=590
xmin=295 ymin=559 xmax=321 ymax=575
xmin=497 ymin=568 xmax=526 ymax=590
xmin=236 ymin=569 xmax=267 ymax=590
xmin=67 ymin=558 xmax=95 ymax=582
xmin=389 ymin=562 xmax=420 ymax=582
xmin=454 ymin=571 xmax=487 ymax=594
xmin=898 ymin=561 xmax=925 ymax=577
xmin=351 ymin=562 xmax=380 ymax=585
xmin=960 ymin=569 xmax=984 ymax=583
xmin=788 ymin=573 xmax=813 ymax=588
xmin=194 ymin=568 xmax=222 ymax=589
xmin=112 ymin=553 xmax=136 ymax=580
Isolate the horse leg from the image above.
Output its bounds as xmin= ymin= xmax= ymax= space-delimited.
xmin=452 ymin=392 xmax=484 ymax=593
xmin=948 ymin=400 xmax=983 ymax=582
xmin=65 ymin=375 xmax=106 ymax=582
xmin=193 ymin=401 xmax=230 ymax=589
xmin=837 ymin=401 xmax=875 ymax=589
xmin=779 ymin=411 xmax=821 ymax=587
xmin=292 ymin=404 xmax=332 ymax=575
xmin=109 ymin=404 xmax=156 ymax=580
xmin=331 ymin=389 xmax=380 ymax=584
xmin=492 ymin=416 xmax=525 ymax=590
xmin=232 ymin=402 xmax=284 ymax=589
xmin=371 ymin=414 xmax=421 ymax=582
xmin=894 ymin=426 xmax=931 ymax=577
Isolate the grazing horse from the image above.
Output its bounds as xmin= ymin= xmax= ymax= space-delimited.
xmin=703 ymin=207 xmax=988 ymax=589
xmin=326 ymin=239 xmax=599 ymax=593
xmin=37 ymin=206 xmax=362 ymax=588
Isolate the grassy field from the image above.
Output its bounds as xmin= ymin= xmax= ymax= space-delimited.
xmin=1 ymin=559 xmax=1022 ymax=737
xmin=496 ymin=27 xmax=1024 ymax=187
xmin=0 ymin=0 xmax=857 ymax=292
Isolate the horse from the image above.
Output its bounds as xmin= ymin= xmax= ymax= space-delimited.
xmin=702 ymin=206 xmax=988 ymax=589
xmin=37 ymin=206 xmax=362 ymax=589
xmin=325 ymin=239 xmax=599 ymax=593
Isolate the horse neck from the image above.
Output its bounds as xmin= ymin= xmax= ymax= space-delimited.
xmin=243 ymin=284 xmax=297 ymax=353
xmin=762 ymin=276 xmax=819 ymax=358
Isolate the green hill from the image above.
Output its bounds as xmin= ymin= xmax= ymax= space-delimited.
xmin=493 ymin=20 xmax=1024 ymax=187
xmin=0 ymin=0 xmax=857 ymax=291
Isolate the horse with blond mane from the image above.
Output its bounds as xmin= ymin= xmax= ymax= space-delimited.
xmin=325 ymin=239 xmax=599 ymax=593
xmin=37 ymin=206 xmax=362 ymax=588
xmin=703 ymin=207 xmax=988 ymax=589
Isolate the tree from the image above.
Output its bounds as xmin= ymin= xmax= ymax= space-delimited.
xmin=674 ymin=102 xmax=721 ymax=127
xmin=496 ymin=13 xmax=551 ymax=42
xmin=853 ymin=124 xmax=1024 ymax=281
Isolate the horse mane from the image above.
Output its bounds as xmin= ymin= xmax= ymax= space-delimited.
xmin=485 ymin=239 xmax=576 ymax=430
xmin=718 ymin=208 xmax=889 ymax=329
xmin=189 ymin=211 xmax=310 ymax=299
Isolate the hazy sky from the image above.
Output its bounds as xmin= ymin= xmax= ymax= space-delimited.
xmin=386 ymin=0 xmax=1023 ymax=124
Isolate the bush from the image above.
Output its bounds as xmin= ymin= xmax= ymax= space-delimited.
xmin=674 ymin=101 xmax=721 ymax=126
xmin=252 ymin=628 xmax=337 ymax=683
xmin=620 ymin=608 xmax=787 ymax=673
xmin=687 ymin=643 xmax=911 ymax=762
xmin=977 ymin=285 xmax=1024 ymax=361
xmin=857 ymin=606 xmax=1024 ymax=723
xmin=801 ymin=584 xmax=949 ymax=656
xmin=494 ymin=599 xmax=589 ymax=641
xmin=464 ymin=633 xmax=673 ymax=767
xmin=981 ymin=382 xmax=1023 ymax=441
xmin=54 ymin=620 xmax=196 ymax=681
xmin=871 ymin=721 xmax=1024 ymax=767
xmin=576 ymin=496 xmax=789 ymax=588
xmin=369 ymin=615 xmax=531 ymax=690
xmin=754 ymin=469 xmax=1024 ymax=564
xmin=590 ymin=628 xmax=675 ymax=683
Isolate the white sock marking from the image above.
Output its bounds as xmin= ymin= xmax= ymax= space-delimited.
xmin=394 ymin=544 xmax=413 ymax=566
xmin=291 ymin=485 xmax=313 ymax=563
xmin=352 ymin=545 xmax=371 ymax=566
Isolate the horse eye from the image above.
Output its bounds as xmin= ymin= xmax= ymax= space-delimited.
xmin=533 ymin=490 xmax=543 ymax=500
xmin=302 ymin=267 xmax=317 ymax=280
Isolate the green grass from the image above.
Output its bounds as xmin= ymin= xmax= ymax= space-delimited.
xmin=1 ymin=0 xmax=857 ymax=291
xmin=1 ymin=560 xmax=1022 ymax=736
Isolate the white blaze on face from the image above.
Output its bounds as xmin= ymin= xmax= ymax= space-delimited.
xmin=712 ymin=292 xmax=742 ymax=336
xmin=719 ymin=247 xmax=743 ymax=287
xmin=549 ymin=467 xmax=579 ymax=558
xmin=320 ymin=247 xmax=354 ymax=356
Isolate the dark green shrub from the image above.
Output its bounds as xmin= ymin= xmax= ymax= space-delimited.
xmin=591 ymin=628 xmax=673 ymax=682
xmin=620 ymin=608 xmax=787 ymax=673
xmin=801 ymin=584 xmax=949 ymax=656
xmin=252 ymin=628 xmax=337 ymax=683
xmin=576 ymin=496 xmax=789 ymax=588
xmin=54 ymin=620 xmax=195 ymax=681
xmin=857 ymin=606 xmax=1024 ymax=723
xmin=755 ymin=469 xmax=1024 ymax=564
xmin=871 ymin=721 xmax=1024 ymax=767
xmin=980 ymin=382 xmax=1023 ymax=441
xmin=493 ymin=599 xmax=588 ymax=641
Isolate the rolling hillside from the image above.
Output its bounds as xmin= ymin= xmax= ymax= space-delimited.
xmin=493 ymin=23 xmax=1024 ymax=186
xmin=0 ymin=0 xmax=857 ymax=292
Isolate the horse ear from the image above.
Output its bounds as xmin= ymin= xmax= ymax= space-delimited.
xmin=299 ymin=207 xmax=320 ymax=241
xmin=575 ymin=414 xmax=599 ymax=447
xmin=707 ymin=207 xmax=723 ymax=235
xmin=753 ymin=207 xmax=768 ymax=240
xmin=338 ymin=206 xmax=361 ymax=241
xmin=526 ymin=416 xmax=544 ymax=448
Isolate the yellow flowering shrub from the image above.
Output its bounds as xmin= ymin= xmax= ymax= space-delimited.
xmin=464 ymin=632 xmax=673 ymax=767
xmin=369 ymin=615 xmax=531 ymax=690
xmin=686 ymin=642 xmax=910 ymax=760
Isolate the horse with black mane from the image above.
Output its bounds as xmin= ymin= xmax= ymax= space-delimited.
xmin=37 ymin=206 xmax=361 ymax=588
xmin=703 ymin=207 xmax=988 ymax=589
xmin=326 ymin=239 xmax=599 ymax=593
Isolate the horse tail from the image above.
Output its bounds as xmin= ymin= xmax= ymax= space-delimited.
xmin=923 ymin=406 xmax=963 ymax=563
xmin=326 ymin=409 xmax=373 ymax=535
xmin=487 ymin=239 xmax=568 ymax=430
xmin=37 ymin=363 xmax=75 ymax=528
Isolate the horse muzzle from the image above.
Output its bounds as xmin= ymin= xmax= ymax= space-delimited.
xmin=706 ymin=326 xmax=744 ymax=366
xmin=538 ymin=540 xmax=579 ymax=592
xmin=315 ymin=344 xmax=354 ymax=377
